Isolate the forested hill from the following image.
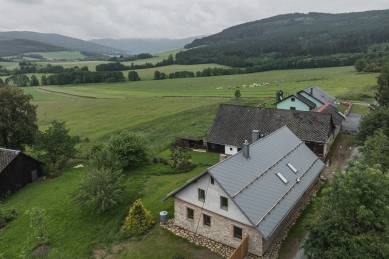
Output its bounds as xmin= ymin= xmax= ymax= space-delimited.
xmin=0 ymin=31 xmax=123 ymax=56
xmin=177 ymin=10 xmax=389 ymax=69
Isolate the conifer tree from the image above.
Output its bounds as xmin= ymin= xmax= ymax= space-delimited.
xmin=121 ymin=199 xmax=154 ymax=235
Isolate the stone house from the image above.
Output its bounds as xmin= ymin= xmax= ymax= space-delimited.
xmin=163 ymin=126 xmax=325 ymax=256
xmin=206 ymin=104 xmax=339 ymax=158
xmin=276 ymin=86 xmax=337 ymax=111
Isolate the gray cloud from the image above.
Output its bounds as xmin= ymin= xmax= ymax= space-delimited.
xmin=0 ymin=0 xmax=388 ymax=40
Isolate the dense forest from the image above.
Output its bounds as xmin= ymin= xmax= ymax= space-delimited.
xmin=176 ymin=10 xmax=389 ymax=70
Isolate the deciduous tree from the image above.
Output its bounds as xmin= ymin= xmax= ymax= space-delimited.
xmin=356 ymin=106 xmax=389 ymax=145
xmin=30 ymin=75 xmax=40 ymax=86
xmin=302 ymin=162 xmax=389 ymax=259
xmin=375 ymin=64 xmax=389 ymax=107
xmin=235 ymin=89 xmax=241 ymax=99
xmin=34 ymin=120 xmax=78 ymax=166
xmin=360 ymin=128 xmax=389 ymax=171
xmin=0 ymin=85 xmax=37 ymax=150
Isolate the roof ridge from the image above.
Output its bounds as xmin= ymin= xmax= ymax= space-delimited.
xmin=232 ymin=140 xmax=304 ymax=198
xmin=256 ymin=157 xmax=320 ymax=226
xmin=316 ymin=103 xmax=331 ymax=113
xmin=207 ymin=125 xmax=291 ymax=171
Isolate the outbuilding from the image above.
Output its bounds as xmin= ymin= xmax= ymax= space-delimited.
xmin=0 ymin=148 xmax=44 ymax=198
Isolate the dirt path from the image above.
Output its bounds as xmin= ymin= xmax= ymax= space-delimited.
xmin=34 ymin=88 xmax=91 ymax=99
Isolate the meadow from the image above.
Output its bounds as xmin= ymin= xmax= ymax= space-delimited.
xmin=38 ymin=66 xmax=379 ymax=101
xmin=0 ymin=59 xmax=380 ymax=258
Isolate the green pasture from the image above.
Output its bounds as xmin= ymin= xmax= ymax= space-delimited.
xmin=23 ymin=87 xmax=71 ymax=101
xmin=125 ymin=64 xmax=229 ymax=80
xmin=34 ymin=97 xmax=258 ymax=154
xmin=0 ymin=61 xmax=19 ymax=69
xmin=39 ymin=66 xmax=378 ymax=101
xmin=0 ymin=160 xmax=223 ymax=258
xmin=26 ymin=51 xmax=86 ymax=60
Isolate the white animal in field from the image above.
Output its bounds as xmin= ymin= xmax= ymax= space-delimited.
xmin=249 ymin=85 xmax=254 ymax=88
xmin=242 ymin=85 xmax=246 ymax=88
xmin=228 ymin=86 xmax=231 ymax=89
xmin=216 ymin=87 xmax=222 ymax=90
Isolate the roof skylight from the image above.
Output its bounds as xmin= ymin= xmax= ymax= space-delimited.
xmin=276 ymin=172 xmax=288 ymax=184
xmin=287 ymin=163 xmax=298 ymax=173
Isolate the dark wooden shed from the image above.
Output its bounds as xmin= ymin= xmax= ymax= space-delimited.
xmin=181 ymin=137 xmax=204 ymax=149
xmin=0 ymin=148 xmax=44 ymax=198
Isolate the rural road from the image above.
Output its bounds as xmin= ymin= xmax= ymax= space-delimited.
xmin=34 ymin=88 xmax=90 ymax=99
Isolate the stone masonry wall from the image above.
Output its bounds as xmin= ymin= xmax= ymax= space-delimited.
xmin=174 ymin=197 xmax=263 ymax=256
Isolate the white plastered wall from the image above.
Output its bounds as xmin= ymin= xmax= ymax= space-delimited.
xmin=175 ymin=173 xmax=252 ymax=226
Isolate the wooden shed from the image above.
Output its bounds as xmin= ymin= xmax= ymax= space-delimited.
xmin=181 ymin=137 xmax=204 ymax=149
xmin=0 ymin=148 xmax=44 ymax=198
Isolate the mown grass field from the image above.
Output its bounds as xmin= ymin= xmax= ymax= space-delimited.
xmin=27 ymin=51 xmax=87 ymax=60
xmin=38 ymin=66 xmax=379 ymax=101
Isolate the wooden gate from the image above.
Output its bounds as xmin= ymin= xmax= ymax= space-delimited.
xmin=229 ymin=235 xmax=249 ymax=259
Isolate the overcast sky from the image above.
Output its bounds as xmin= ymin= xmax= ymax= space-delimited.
xmin=0 ymin=0 xmax=388 ymax=40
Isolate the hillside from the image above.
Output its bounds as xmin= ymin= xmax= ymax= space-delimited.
xmin=177 ymin=10 xmax=389 ymax=69
xmin=89 ymin=36 xmax=205 ymax=54
xmin=0 ymin=31 xmax=123 ymax=56
xmin=0 ymin=38 xmax=65 ymax=57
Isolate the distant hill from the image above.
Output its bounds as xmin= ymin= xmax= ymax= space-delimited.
xmin=0 ymin=31 xmax=123 ymax=57
xmin=89 ymin=36 xmax=205 ymax=54
xmin=176 ymin=10 xmax=389 ymax=69
xmin=0 ymin=38 xmax=65 ymax=57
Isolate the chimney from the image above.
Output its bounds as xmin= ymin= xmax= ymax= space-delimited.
xmin=243 ymin=140 xmax=250 ymax=159
xmin=310 ymin=87 xmax=313 ymax=95
xmin=252 ymin=130 xmax=260 ymax=143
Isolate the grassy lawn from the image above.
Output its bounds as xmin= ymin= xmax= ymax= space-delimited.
xmin=337 ymin=103 xmax=348 ymax=114
xmin=0 ymin=161 xmax=222 ymax=259
xmin=156 ymin=149 xmax=220 ymax=166
xmin=350 ymin=104 xmax=370 ymax=115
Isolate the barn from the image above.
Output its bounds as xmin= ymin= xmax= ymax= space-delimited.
xmin=0 ymin=148 xmax=44 ymax=198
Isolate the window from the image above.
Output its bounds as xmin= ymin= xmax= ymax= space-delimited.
xmin=290 ymin=107 xmax=296 ymax=110
xmin=291 ymin=97 xmax=295 ymax=102
xmin=198 ymin=188 xmax=205 ymax=201
xmin=203 ymin=214 xmax=211 ymax=226
xmin=233 ymin=226 xmax=243 ymax=239
xmin=287 ymin=162 xmax=298 ymax=173
xmin=187 ymin=208 xmax=194 ymax=219
xmin=221 ymin=196 xmax=228 ymax=210
xmin=210 ymin=176 xmax=214 ymax=185
xmin=276 ymin=172 xmax=288 ymax=184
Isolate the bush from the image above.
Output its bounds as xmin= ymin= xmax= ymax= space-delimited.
xmin=88 ymin=144 xmax=122 ymax=171
xmin=121 ymin=199 xmax=154 ymax=235
xmin=168 ymin=146 xmax=192 ymax=169
xmin=25 ymin=207 xmax=48 ymax=245
xmin=105 ymin=132 xmax=149 ymax=169
xmin=73 ymin=167 xmax=126 ymax=214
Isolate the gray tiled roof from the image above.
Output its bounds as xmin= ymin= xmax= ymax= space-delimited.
xmin=164 ymin=126 xmax=325 ymax=240
xmin=206 ymin=104 xmax=334 ymax=147
xmin=314 ymin=104 xmax=345 ymax=127
xmin=0 ymin=148 xmax=20 ymax=172
xmin=302 ymin=86 xmax=337 ymax=107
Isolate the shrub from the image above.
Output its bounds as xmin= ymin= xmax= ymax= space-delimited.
xmin=88 ymin=145 xmax=122 ymax=171
xmin=105 ymin=132 xmax=149 ymax=169
xmin=168 ymin=146 xmax=192 ymax=169
xmin=73 ymin=167 xmax=126 ymax=214
xmin=25 ymin=207 xmax=48 ymax=245
xmin=121 ymin=199 xmax=154 ymax=235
